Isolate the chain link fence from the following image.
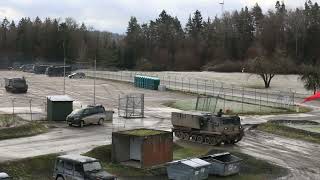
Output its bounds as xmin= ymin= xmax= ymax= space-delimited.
xmin=80 ymin=70 xmax=306 ymax=111
xmin=0 ymin=97 xmax=47 ymax=127
xmin=118 ymin=93 xmax=144 ymax=118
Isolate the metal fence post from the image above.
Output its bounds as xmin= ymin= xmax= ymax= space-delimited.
xmin=175 ymin=76 xmax=177 ymax=90
xmin=204 ymin=80 xmax=207 ymax=95
xmin=196 ymin=79 xmax=199 ymax=94
xmin=266 ymin=89 xmax=269 ymax=106
xmin=293 ymin=92 xmax=295 ymax=105
xmin=242 ymin=88 xmax=244 ymax=113
xmin=118 ymin=94 xmax=120 ymax=117
xmin=260 ymin=93 xmax=262 ymax=113
xmin=224 ymin=92 xmax=226 ymax=111
xmin=212 ymin=81 xmax=215 ymax=96
xmin=189 ymin=78 xmax=191 ymax=92
xmin=29 ymin=99 xmax=32 ymax=121
xmin=182 ymin=78 xmax=184 ymax=91
xmin=255 ymin=89 xmax=257 ymax=104
xmin=231 ymin=85 xmax=234 ymax=101
xmin=12 ymin=99 xmax=15 ymax=121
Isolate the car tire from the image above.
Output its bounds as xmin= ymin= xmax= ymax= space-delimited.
xmin=98 ymin=118 xmax=104 ymax=125
xmin=56 ymin=176 xmax=65 ymax=180
xmin=68 ymin=123 xmax=72 ymax=127
xmin=80 ymin=121 xmax=84 ymax=128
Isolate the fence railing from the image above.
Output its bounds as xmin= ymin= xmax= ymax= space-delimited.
xmin=0 ymin=97 xmax=47 ymax=127
xmin=81 ymin=70 xmax=307 ymax=110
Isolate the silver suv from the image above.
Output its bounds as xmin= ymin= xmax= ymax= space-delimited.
xmin=66 ymin=105 xmax=109 ymax=128
xmin=53 ymin=155 xmax=116 ymax=180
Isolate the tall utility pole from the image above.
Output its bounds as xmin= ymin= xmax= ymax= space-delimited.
xmin=93 ymin=33 xmax=99 ymax=105
xmin=219 ymin=0 xmax=225 ymax=16
xmin=63 ymin=41 xmax=66 ymax=95
xmin=93 ymin=57 xmax=96 ymax=105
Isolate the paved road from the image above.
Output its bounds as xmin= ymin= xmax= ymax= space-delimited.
xmin=0 ymin=71 xmax=319 ymax=179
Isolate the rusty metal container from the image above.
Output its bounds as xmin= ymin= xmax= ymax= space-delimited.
xmin=112 ymin=128 xmax=173 ymax=168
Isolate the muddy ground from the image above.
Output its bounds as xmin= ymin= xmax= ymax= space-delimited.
xmin=0 ymin=71 xmax=319 ymax=179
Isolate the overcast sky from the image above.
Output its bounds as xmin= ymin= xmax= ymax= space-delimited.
xmin=0 ymin=0 xmax=310 ymax=34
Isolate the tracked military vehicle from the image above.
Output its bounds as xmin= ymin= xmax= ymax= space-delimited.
xmin=4 ymin=77 xmax=28 ymax=93
xmin=171 ymin=111 xmax=244 ymax=145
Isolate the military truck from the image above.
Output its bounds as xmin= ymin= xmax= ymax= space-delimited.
xmin=171 ymin=111 xmax=244 ymax=145
xmin=4 ymin=77 xmax=28 ymax=93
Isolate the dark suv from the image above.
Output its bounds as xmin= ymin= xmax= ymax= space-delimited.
xmin=53 ymin=155 xmax=116 ymax=180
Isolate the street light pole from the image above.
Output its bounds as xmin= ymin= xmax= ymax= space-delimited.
xmin=93 ymin=57 xmax=96 ymax=105
xmin=93 ymin=32 xmax=99 ymax=105
xmin=63 ymin=41 xmax=66 ymax=95
xmin=219 ymin=0 xmax=225 ymax=16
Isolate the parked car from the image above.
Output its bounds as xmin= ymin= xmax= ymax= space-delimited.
xmin=33 ymin=65 xmax=49 ymax=74
xmin=53 ymin=155 xmax=116 ymax=180
xmin=20 ymin=64 xmax=34 ymax=72
xmin=45 ymin=66 xmax=71 ymax=77
xmin=0 ymin=172 xmax=11 ymax=179
xmin=66 ymin=105 xmax=113 ymax=127
xmin=68 ymin=72 xmax=86 ymax=79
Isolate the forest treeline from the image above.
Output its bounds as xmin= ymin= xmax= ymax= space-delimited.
xmin=0 ymin=0 xmax=319 ymax=71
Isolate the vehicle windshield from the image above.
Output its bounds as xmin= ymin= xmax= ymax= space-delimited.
xmin=70 ymin=109 xmax=83 ymax=116
xmin=83 ymin=161 xmax=102 ymax=172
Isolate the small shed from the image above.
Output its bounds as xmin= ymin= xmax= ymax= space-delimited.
xmin=167 ymin=158 xmax=211 ymax=180
xmin=200 ymin=152 xmax=242 ymax=176
xmin=112 ymin=128 xmax=173 ymax=168
xmin=47 ymin=95 xmax=73 ymax=121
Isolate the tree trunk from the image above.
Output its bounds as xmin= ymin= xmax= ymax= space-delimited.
xmin=261 ymin=73 xmax=274 ymax=88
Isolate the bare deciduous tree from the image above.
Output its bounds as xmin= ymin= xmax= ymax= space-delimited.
xmin=247 ymin=55 xmax=289 ymax=88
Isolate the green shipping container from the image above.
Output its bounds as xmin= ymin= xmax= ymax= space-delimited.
xmin=47 ymin=95 xmax=73 ymax=121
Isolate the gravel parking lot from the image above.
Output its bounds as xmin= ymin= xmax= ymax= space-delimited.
xmin=0 ymin=70 xmax=319 ymax=179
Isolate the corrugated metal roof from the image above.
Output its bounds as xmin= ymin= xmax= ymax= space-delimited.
xmin=47 ymin=95 xmax=73 ymax=102
xmin=180 ymin=158 xmax=211 ymax=168
xmin=58 ymin=155 xmax=97 ymax=163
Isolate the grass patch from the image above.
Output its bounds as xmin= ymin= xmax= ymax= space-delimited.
xmin=257 ymin=122 xmax=320 ymax=144
xmin=119 ymin=128 xmax=166 ymax=136
xmin=211 ymin=151 xmax=288 ymax=180
xmin=0 ymin=114 xmax=24 ymax=127
xmin=0 ymin=143 xmax=288 ymax=180
xmin=244 ymin=85 xmax=267 ymax=89
xmin=0 ymin=154 xmax=58 ymax=180
xmin=173 ymin=144 xmax=209 ymax=160
xmin=0 ymin=122 xmax=49 ymax=141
